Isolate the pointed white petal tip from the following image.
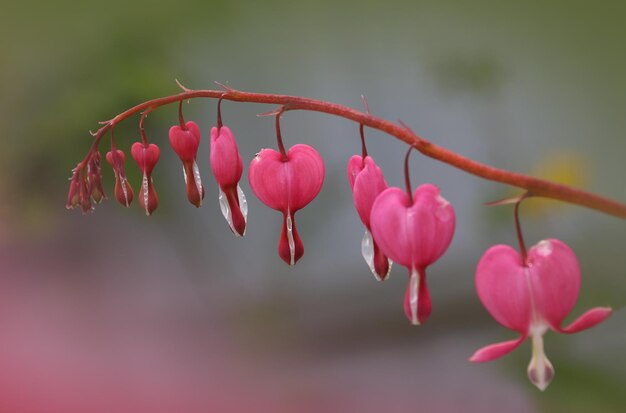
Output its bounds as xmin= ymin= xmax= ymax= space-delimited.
xmin=527 ymin=333 xmax=554 ymax=391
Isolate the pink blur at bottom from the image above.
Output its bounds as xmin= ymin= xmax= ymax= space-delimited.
xmin=0 ymin=219 xmax=534 ymax=413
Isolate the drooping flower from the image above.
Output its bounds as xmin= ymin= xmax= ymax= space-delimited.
xmin=131 ymin=142 xmax=160 ymax=216
xmin=248 ymin=144 xmax=325 ymax=265
xmin=106 ymin=149 xmax=134 ymax=207
xmin=169 ymin=121 xmax=204 ymax=207
xmin=347 ymin=155 xmax=392 ymax=280
xmin=370 ymin=183 xmax=455 ymax=325
xmin=470 ymin=239 xmax=612 ymax=391
xmin=210 ymin=125 xmax=247 ymax=236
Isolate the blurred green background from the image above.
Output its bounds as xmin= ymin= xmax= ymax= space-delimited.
xmin=1 ymin=0 xmax=625 ymax=412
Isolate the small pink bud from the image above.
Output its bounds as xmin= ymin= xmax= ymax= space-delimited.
xmin=106 ymin=149 xmax=134 ymax=208
xmin=347 ymin=155 xmax=392 ymax=281
xmin=169 ymin=121 xmax=204 ymax=207
xmin=248 ymin=144 xmax=325 ymax=265
xmin=87 ymin=152 xmax=106 ymax=204
xmin=131 ymin=142 xmax=160 ymax=216
xmin=470 ymin=239 xmax=613 ymax=391
xmin=370 ymin=184 xmax=455 ymax=325
xmin=66 ymin=169 xmax=81 ymax=210
xmin=210 ymin=126 xmax=247 ymax=236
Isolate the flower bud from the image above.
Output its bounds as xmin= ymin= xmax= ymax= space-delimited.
xmin=131 ymin=142 xmax=160 ymax=216
xmin=248 ymin=144 xmax=324 ymax=265
xmin=106 ymin=149 xmax=134 ymax=207
xmin=169 ymin=121 xmax=204 ymax=207
xmin=210 ymin=126 xmax=247 ymax=236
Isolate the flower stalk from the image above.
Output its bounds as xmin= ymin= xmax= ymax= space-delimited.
xmin=77 ymin=84 xmax=626 ymax=219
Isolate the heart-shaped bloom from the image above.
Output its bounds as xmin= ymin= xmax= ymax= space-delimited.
xmin=248 ymin=144 xmax=325 ymax=265
xmin=106 ymin=149 xmax=134 ymax=207
xmin=370 ymin=184 xmax=455 ymax=325
xmin=470 ymin=239 xmax=612 ymax=391
xmin=347 ymin=155 xmax=392 ymax=281
xmin=169 ymin=121 xmax=205 ymax=207
xmin=131 ymin=142 xmax=160 ymax=216
xmin=210 ymin=125 xmax=247 ymax=236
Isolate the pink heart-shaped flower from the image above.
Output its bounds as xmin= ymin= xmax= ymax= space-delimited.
xmin=248 ymin=144 xmax=325 ymax=265
xmin=370 ymin=184 xmax=455 ymax=324
xmin=106 ymin=149 xmax=134 ymax=208
xmin=168 ymin=121 xmax=204 ymax=207
xmin=131 ymin=142 xmax=160 ymax=216
xmin=471 ymin=238 xmax=613 ymax=391
xmin=347 ymin=155 xmax=391 ymax=280
xmin=210 ymin=126 xmax=247 ymax=236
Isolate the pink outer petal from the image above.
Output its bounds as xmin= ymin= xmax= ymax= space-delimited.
xmin=349 ymin=156 xmax=388 ymax=228
xmin=557 ymin=307 xmax=612 ymax=334
xmin=346 ymin=155 xmax=364 ymax=190
xmin=526 ymin=239 xmax=581 ymax=329
xmin=469 ymin=335 xmax=527 ymax=363
xmin=370 ymin=188 xmax=412 ymax=267
xmin=169 ymin=122 xmax=201 ymax=163
xmin=286 ymin=144 xmax=325 ymax=211
xmin=248 ymin=144 xmax=324 ymax=213
xmin=210 ymin=126 xmax=243 ymax=187
xmin=475 ymin=245 xmax=531 ymax=333
xmin=248 ymin=148 xmax=286 ymax=211
xmin=370 ymin=184 xmax=455 ymax=269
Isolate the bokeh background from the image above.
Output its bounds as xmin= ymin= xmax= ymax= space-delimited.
xmin=1 ymin=0 xmax=625 ymax=412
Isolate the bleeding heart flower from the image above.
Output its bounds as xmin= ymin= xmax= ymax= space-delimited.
xmin=347 ymin=155 xmax=392 ymax=281
xmin=210 ymin=125 xmax=247 ymax=236
xmin=106 ymin=149 xmax=134 ymax=207
xmin=470 ymin=239 xmax=612 ymax=391
xmin=248 ymin=144 xmax=325 ymax=265
xmin=370 ymin=184 xmax=455 ymax=325
xmin=131 ymin=142 xmax=160 ymax=216
xmin=169 ymin=121 xmax=205 ymax=207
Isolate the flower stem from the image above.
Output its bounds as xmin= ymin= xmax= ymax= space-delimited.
xmin=514 ymin=194 xmax=528 ymax=263
xmin=275 ymin=109 xmax=288 ymax=161
xmin=178 ymin=100 xmax=187 ymax=130
xmin=216 ymin=95 xmax=224 ymax=130
xmin=404 ymin=145 xmax=414 ymax=204
xmin=82 ymin=85 xmax=626 ymax=219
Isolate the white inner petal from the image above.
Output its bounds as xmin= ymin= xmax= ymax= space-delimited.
xmin=286 ymin=211 xmax=295 ymax=265
xmin=409 ymin=268 xmax=420 ymax=325
xmin=361 ymin=229 xmax=392 ymax=281
xmin=182 ymin=165 xmax=188 ymax=184
xmin=527 ymin=332 xmax=554 ymax=391
xmin=237 ymin=184 xmax=248 ymax=220
xmin=120 ymin=176 xmax=130 ymax=206
xmin=192 ymin=161 xmax=203 ymax=198
xmin=218 ymin=185 xmax=248 ymax=236
xmin=142 ymin=173 xmax=150 ymax=215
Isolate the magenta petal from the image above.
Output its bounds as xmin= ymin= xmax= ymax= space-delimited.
xmin=469 ymin=335 xmax=527 ymax=363
xmin=210 ymin=126 xmax=243 ymax=186
xmin=370 ymin=184 xmax=455 ymax=269
xmin=169 ymin=121 xmax=201 ymax=163
xmin=476 ymin=245 xmax=531 ymax=333
xmin=285 ymin=144 xmax=325 ymax=211
xmin=558 ymin=307 xmax=612 ymax=334
xmin=526 ymin=239 xmax=581 ymax=329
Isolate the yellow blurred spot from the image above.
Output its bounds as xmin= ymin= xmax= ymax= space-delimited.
xmin=511 ymin=151 xmax=589 ymax=217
